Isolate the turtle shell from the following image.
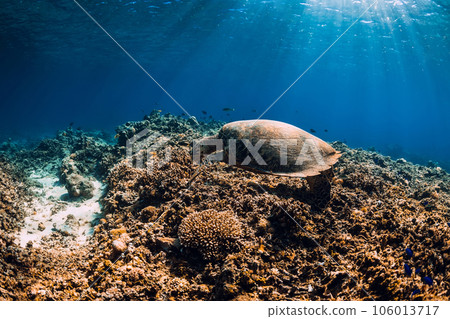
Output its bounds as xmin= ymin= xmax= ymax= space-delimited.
xmin=217 ymin=119 xmax=341 ymax=177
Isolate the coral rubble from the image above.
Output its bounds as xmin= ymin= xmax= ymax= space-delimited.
xmin=0 ymin=112 xmax=449 ymax=301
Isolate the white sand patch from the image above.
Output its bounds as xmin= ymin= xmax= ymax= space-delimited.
xmin=16 ymin=171 xmax=104 ymax=247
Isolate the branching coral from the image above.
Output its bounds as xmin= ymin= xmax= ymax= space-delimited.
xmin=178 ymin=209 xmax=243 ymax=260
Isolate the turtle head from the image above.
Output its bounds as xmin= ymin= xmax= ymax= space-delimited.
xmin=194 ymin=134 xmax=224 ymax=163
xmin=198 ymin=135 xmax=219 ymax=155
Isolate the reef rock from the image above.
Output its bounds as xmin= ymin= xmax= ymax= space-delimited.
xmin=65 ymin=173 xmax=94 ymax=199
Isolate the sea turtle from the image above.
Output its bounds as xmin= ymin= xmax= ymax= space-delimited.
xmin=197 ymin=119 xmax=341 ymax=205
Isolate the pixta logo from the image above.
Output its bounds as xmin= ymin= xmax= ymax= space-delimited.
xmin=126 ymin=128 xmax=171 ymax=172
xmin=192 ymin=138 xmax=325 ymax=167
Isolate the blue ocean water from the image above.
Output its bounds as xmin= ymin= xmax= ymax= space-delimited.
xmin=1 ymin=0 xmax=449 ymax=167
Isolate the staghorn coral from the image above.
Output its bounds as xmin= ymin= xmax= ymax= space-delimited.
xmin=178 ymin=209 xmax=243 ymax=260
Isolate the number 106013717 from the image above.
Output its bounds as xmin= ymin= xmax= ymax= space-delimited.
xmin=373 ymin=305 xmax=439 ymax=316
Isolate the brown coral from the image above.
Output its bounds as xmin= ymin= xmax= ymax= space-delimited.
xmin=0 ymin=160 xmax=27 ymax=232
xmin=178 ymin=210 xmax=243 ymax=260
xmin=2 ymin=114 xmax=450 ymax=301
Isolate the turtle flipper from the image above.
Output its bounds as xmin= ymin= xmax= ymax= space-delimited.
xmin=305 ymin=168 xmax=333 ymax=209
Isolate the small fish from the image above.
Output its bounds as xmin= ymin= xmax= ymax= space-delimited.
xmin=423 ymin=276 xmax=433 ymax=286
xmin=415 ymin=267 xmax=421 ymax=274
xmin=251 ymin=109 xmax=256 ymax=112
xmin=201 ymin=110 xmax=207 ymax=115
xmin=309 ymin=129 xmax=316 ymax=133
xmin=324 ymin=129 xmax=328 ymax=132
xmin=411 ymin=289 xmax=421 ymax=296
xmin=222 ymin=107 xmax=235 ymax=112
xmin=406 ymin=248 xmax=413 ymax=257
xmin=69 ymin=122 xmax=74 ymax=127
xmin=404 ymin=263 xmax=412 ymax=276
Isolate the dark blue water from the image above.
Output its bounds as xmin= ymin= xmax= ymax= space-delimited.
xmin=1 ymin=0 xmax=449 ymax=167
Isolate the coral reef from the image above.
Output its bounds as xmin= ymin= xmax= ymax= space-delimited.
xmin=114 ymin=110 xmax=223 ymax=148
xmin=0 ymin=160 xmax=28 ymax=232
xmin=4 ymin=127 xmax=120 ymax=180
xmin=178 ymin=209 xmax=243 ymax=260
xmin=0 ymin=112 xmax=449 ymax=301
